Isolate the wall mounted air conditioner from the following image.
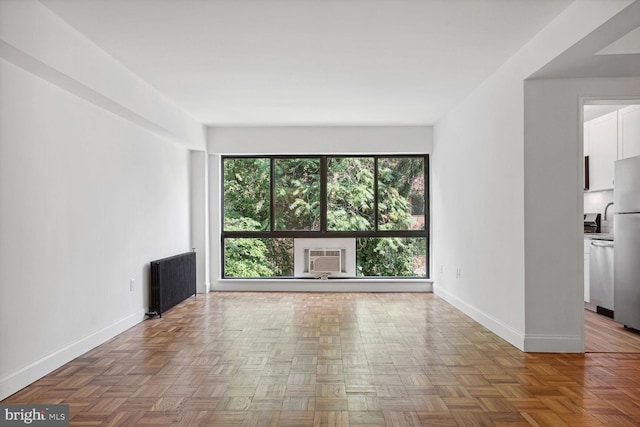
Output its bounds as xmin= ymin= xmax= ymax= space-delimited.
xmin=308 ymin=249 xmax=342 ymax=274
xmin=293 ymin=238 xmax=356 ymax=278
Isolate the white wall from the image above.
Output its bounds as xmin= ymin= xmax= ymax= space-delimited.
xmin=0 ymin=0 xmax=205 ymax=150
xmin=208 ymin=154 xmax=223 ymax=291
xmin=190 ymin=151 xmax=210 ymax=293
xmin=207 ymin=126 xmax=432 ymax=291
xmin=432 ymin=0 xmax=633 ymax=351
xmin=208 ymin=126 xmax=433 ymax=155
xmin=0 ymin=0 xmax=204 ymax=400
xmin=433 ymin=65 xmax=527 ymax=347
xmin=524 ymin=77 xmax=640 ymax=352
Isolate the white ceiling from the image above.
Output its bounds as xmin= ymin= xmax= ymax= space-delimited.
xmin=530 ymin=1 xmax=640 ymax=80
xmin=596 ymin=26 xmax=640 ymax=56
xmin=39 ymin=0 xmax=576 ymax=126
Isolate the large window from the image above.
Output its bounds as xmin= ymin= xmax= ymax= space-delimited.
xmin=222 ymin=155 xmax=429 ymax=278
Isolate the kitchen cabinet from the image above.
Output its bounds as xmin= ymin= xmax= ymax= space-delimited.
xmin=584 ymin=122 xmax=590 ymax=190
xmin=584 ymin=122 xmax=590 ymax=156
xmin=618 ymin=105 xmax=640 ymax=159
xmin=585 ymin=111 xmax=618 ymax=191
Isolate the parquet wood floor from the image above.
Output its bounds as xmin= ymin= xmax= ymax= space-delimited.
xmin=4 ymin=292 xmax=640 ymax=426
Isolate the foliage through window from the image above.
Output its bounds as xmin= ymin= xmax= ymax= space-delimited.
xmin=327 ymin=157 xmax=375 ymax=231
xmin=223 ymin=158 xmax=270 ymax=231
xmin=274 ymin=158 xmax=321 ymax=231
xmin=222 ymin=155 xmax=429 ymax=278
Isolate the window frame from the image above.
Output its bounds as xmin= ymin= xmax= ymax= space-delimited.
xmin=221 ymin=154 xmax=430 ymax=278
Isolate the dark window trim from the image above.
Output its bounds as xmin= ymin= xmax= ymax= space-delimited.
xmin=221 ymin=154 xmax=430 ymax=278
xmin=374 ymin=157 xmax=380 ymax=231
xmin=270 ymin=158 xmax=276 ymax=232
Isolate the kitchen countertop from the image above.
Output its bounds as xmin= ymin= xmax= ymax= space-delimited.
xmin=585 ymin=233 xmax=614 ymax=241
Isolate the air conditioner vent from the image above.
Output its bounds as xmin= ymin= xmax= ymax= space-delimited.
xmin=308 ymin=248 xmax=343 ymax=274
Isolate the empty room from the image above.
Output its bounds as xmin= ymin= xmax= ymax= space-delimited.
xmin=2 ymin=0 xmax=640 ymax=425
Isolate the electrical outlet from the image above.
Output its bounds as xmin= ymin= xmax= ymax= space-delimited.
xmin=456 ymin=268 xmax=461 ymax=279
xmin=129 ymin=278 xmax=135 ymax=292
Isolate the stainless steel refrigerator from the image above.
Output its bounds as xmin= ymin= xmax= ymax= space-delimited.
xmin=614 ymin=155 xmax=640 ymax=329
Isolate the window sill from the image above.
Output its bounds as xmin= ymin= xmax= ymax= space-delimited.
xmin=212 ymin=278 xmax=433 ymax=292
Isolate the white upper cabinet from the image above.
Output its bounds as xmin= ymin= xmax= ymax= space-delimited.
xmin=619 ymin=105 xmax=640 ymax=160
xmin=584 ymin=122 xmax=590 ymax=156
xmin=586 ymin=111 xmax=618 ymax=191
xmin=584 ymin=105 xmax=640 ymax=192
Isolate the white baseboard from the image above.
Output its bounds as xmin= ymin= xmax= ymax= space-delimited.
xmin=197 ymin=281 xmax=211 ymax=294
xmin=0 ymin=309 xmax=146 ymax=401
xmin=523 ymin=334 xmax=583 ymax=353
xmin=434 ymin=284 xmax=526 ymax=351
xmin=434 ymin=284 xmax=584 ymax=353
xmin=212 ymin=279 xmax=433 ymax=292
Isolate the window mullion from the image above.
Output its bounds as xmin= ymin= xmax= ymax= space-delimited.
xmin=270 ymin=158 xmax=275 ymax=232
xmin=424 ymin=154 xmax=430 ymax=277
xmin=320 ymin=156 xmax=327 ymax=232
xmin=374 ymin=157 xmax=379 ymax=232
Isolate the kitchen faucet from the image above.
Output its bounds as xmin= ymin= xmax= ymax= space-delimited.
xmin=604 ymin=202 xmax=614 ymax=220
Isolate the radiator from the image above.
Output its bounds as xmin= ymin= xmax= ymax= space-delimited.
xmin=149 ymin=251 xmax=196 ymax=317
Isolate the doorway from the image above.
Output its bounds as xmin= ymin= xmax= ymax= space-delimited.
xmin=582 ymin=100 xmax=640 ymax=352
